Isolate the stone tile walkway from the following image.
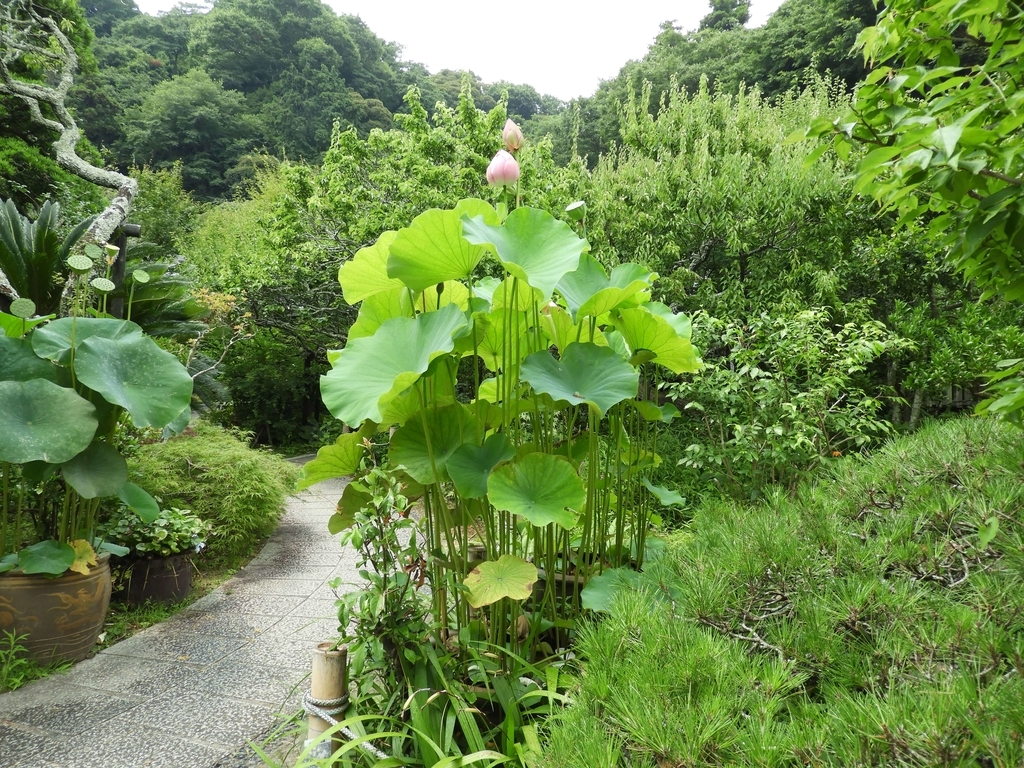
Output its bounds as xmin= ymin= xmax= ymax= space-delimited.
xmin=0 ymin=477 xmax=354 ymax=768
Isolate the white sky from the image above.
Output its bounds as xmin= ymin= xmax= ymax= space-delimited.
xmin=131 ymin=1 xmax=787 ymax=101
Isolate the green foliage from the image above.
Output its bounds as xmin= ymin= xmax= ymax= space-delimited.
xmin=98 ymin=505 xmax=210 ymax=558
xmin=126 ymin=421 xmax=298 ymax=559
xmin=669 ymin=309 xmax=902 ymax=498
xmin=0 ymin=631 xmax=70 ymax=693
xmin=548 ymin=416 xmax=1024 ymax=766
xmin=803 ymin=0 xmax=1024 ymax=422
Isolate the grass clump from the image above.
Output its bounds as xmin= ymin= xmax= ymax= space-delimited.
xmin=127 ymin=421 xmax=299 ymax=561
xmin=544 ymin=416 xmax=1024 ymax=767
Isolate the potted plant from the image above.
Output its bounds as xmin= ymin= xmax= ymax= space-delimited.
xmin=98 ymin=505 xmax=209 ymax=606
xmin=0 ymin=244 xmax=193 ymax=662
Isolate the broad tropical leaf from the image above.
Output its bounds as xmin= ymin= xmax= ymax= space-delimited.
xmin=31 ymin=317 xmax=144 ymax=366
xmin=0 ymin=336 xmax=61 ymax=382
xmin=321 ymin=303 xmax=467 ymax=426
xmin=17 ymin=540 xmax=75 ymax=576
xmin=613 ymin=306 xmax=701 ymax=374
xmin=464 ymin=555 xmax=538 ymax=608
xmin=461 ymin=207 xmax=588 ymax=301
xmin=347 ymin=288 xmax=412 ymax=340
xmin=338 ymin=231 xmax=402 ymax=304
xmin=61 ymin=441 xmax=128 ymax=499
xmin=487 ymin=453 xmax=584 ymax=529
xmin=297 ymin=432 xmax=366 ymax=491
xmin=447 ymin=433 xmax=515 ymax=499
xmin=389 ymin=403 xmax=483 ymax=484
xmin=521 ymin=343 xmax=639 ymax=417
xmin=556 ymin=254 xmax=654 ymax=321
xmin=0 ymin=379 xmax=97 ymax=463
xmin=117 ymin=482 xmax=160 ymax=524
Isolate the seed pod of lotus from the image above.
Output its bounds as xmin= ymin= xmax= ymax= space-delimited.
xmin=486 ymin=150 xmax=520 ymax=187
xmin=502 ymin=119 xmax=524 ymax=152
xmin=67 ymin=254 xmax=94 ymax=274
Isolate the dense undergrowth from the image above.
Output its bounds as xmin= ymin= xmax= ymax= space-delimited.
xmin=544 ymin=416 xmax=1024 ymax=767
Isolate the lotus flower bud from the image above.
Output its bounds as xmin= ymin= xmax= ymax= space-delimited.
xmin=486 ymin=150 xmax=520 ymax=187
xmin=502 ymin=119 xmax=524 ymax=152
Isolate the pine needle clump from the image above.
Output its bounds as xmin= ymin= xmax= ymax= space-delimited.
xmin=545 ymin=416 xmax=1024 ymax=767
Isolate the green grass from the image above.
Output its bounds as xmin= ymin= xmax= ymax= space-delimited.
xmin=0 ymin=631 xmax=72 ymax=693
xmin=543 ymin=416 xmax=1024 ymax=767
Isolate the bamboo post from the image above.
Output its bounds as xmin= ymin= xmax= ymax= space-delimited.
xmin=307 ymin=642 xmax=348 ymax=755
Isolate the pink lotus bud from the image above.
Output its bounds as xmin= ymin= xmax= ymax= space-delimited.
xmin=486 ymin=150 xmax=520 ymax=187
xmin=502 ymin=119 xmax=524 ymax=152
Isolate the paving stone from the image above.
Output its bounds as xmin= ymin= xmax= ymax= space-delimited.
xmin=156 ymin=610 xmax=279 ymax=640
xmin=224 ymin=578 xmax=326 ymax=597
xmin=190 ymin=658 xmax=310 ymax=708
xmin=57 ymin=653 xmax=203 ymax=697
xmin=32 ymin=720 xmax=231 ymax=768
xmin=101 ymin=628 xmax=248 ymax=665
xmin=226 ymin=635 xmax=315 ymax=671
xmin=0 ymin=681 xmax=143 ymax=737
xmin=286 ymin=597 xmax=340 ymax=619
xmin=0 ymin=722 xmax=60 ymax=766
xmin=263 ymin=614 xmax=340 ymax=642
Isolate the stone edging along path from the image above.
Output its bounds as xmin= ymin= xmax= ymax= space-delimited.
xmin=0 ymin=477 xmax=353 ymax=768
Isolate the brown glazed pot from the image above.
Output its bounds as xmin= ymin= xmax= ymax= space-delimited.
xmin=0 ymin=552 xmax=111 ymax=663
xmin=123 ymin=554 xmax=192 ymax=606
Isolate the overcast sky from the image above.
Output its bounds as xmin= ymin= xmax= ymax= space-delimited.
xmin=130 ymin=1 xmax=787 ymax=101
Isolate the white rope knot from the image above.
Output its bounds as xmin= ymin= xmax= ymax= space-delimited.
xmin=301 ymin=690 xmax=388 ymax=760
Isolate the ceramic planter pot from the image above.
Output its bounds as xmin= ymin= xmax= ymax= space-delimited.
xmin=0 ymin=553 xmax=111 ymax=663
xmin=122 ymin=554 xmax=192 ymax=606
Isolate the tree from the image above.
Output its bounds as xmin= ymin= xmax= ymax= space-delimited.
xmin=0 ymin=0 xmax=137 ymax=271
xmin=804 ymin=0 xmax=1024 ymax=421
xmin=700 ymin=0 xmax=751 ymax=31
xmin=80 ymin=0 xmax=139 ymax=36
xmin=122 ymin=68 xmax=257 ymax=198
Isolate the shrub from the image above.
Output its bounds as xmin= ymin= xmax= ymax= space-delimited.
xmin=126 ymin=422 xmax=299 ymax=560
xmin=549 ymin=416 xmax=1024 ymax=766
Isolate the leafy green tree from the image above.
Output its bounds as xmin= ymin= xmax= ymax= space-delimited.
xmin=803 ymin=0 xmax=1024 ymax=421
xmin=81 ymin=0 xmax=139 ymax=36
xmin=700 ymin=0 xmax=751 ymax=31
xmin=121 ymin=68 xmax=258 ymax=198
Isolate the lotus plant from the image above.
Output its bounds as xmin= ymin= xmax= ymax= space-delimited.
xmin=0 ymin=245 xmax=193 ymax=577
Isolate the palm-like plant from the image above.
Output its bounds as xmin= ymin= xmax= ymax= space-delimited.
xmin=0 ymin=199 xmax=94 ymax=315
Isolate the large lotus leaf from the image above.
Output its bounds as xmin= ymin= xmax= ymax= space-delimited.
xmin=0 ymin=336 xmax=61 ymax=382
xmin=457 ymin=310 xmax=531 ymax=372
xmin=73 ymin=334 xmax=194 ymax=428
xmin=0 ymin=311 xmax=51 ymax=340
xmin=388 ymin=200 xmax=499 ymax=291
xmin=521 ymin=343 xmax=638 ymax=418
xmin=470 ymin=276 xmax=501 ymax=308
xmin=461 ymin=207 xmax=588 ymax=302
xmin=321 ymin=303 xmax=467 ymax=426
xmin=641 ymin=478 xmax=686 ymax=507
xmin=487 ymin=452 xmax=584 ymax=529
xmin=32 ymin=317 xmax=144 ymax=366
xmin=0 ymin=379 xmax=97 ymax=463
xmin=646 ymin=302 xmax=692 ymax=338
xmin=297 ymin=432 xmax=366 ymax=491
xmin=61 ymin=440 xmax=128 ymax=499
xmin=117 ymin=482 xmax=160 ymax=524
xmin=580 ymin=567 xmax=643 ymax=613
xmin=630 ymin=399 xmax=680 ymax=424
xmin=418 ymin=280 xmax=470 ymax=312
xmin=556 ymin=254 xmax=655 ymax=321
xmin=447 ymin=433 xmax=515 ymax=499
xmin=389 ymin=403 xmax=482 ymax=484
xmin=380 ymin=365 xmax=456 ymax=427
xmin=338 ymin=231 xmax=402 ymax=304
xmin=490 ymin=276 xmax=544 ymax=312
xmin=347 ymin=288 xmax=412 ymax=341
xmin=613 ymin=307 xmax=701 ymax=374
xmin=541 ymin=305 xmax=607 ymax=354
xmin=18 ymin=540 xmax=76 ymax=576
xmin=464 ymin=555 xmax=538 ymax=608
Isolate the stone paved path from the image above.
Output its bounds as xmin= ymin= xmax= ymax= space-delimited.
xmin=0 ymin=478 xmax=354 ymax=768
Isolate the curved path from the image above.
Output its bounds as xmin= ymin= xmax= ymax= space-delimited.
xmin=0 ymin=477 xmax=354 ymax=768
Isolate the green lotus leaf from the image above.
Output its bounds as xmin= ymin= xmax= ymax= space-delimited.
xmin=0 ymin=553 xmax=18 ymax=573
xmin=73 ymin=334 xmax=193 ymax=428
xmin=117 ymin=482 xmax=160 ymax=524
xmin=0 ymin=379 xmax=97 ymax=463
xmin=347 ymin=288 xmax=412 ymax=341
xmin=380 ymin=368 xmax=456 ymax=427
xmin=464 ymin=554 xmax=538 ymax=608
xmin=646 ymin=302 xmax=693 ymax=338
xmin=388 ymin=200 xmax=498 ymax=292
xmin=461 ymin=207 xmax=589 ymax=302
xmin=580 ymin=567 xmax=643 ymax=613
xmin=521 ymin=342 xmax=638 ymax=418
xmin=59 ymin=441 xmax=128 ymax=499
xmin=0 ymin=311 xmax=51 ymax=339
xmin=490 ymin=276 xmax=543 ymax=312
xmin=0 ymin=336 xmax=61 ymax=382
xmin=418 ymin=279 xmax=470 ymax=312
xmin=338 ymin=231 xmax=403 ymax=304
xmin=389 ymin=403 xmax=482 ymax=484
xmin=630 ymin=399 xmax=680 ymax=423
xmin=18 ymin=540 xmax=76 ymax=576
xmin=297 ymin=432 xmax=366 ymax=491
xmin=641 ymin=477 xmax=686 ymax=507
xmin=321 ymin=303 xmax=467 ymax=426
xmin=487 ymin=452 xmax=584 ymax=529
xmin=457 ymin=310 xmax=531 ymax=372
xmin=447 ymin=433 xmax=515 ymax=499
xmin=541 ymin=305 xmax=608 ymax=354
xmin=330 ymin=481 xmax=372 ymax=533
xmin=470 ymin=275 xmax=501 ymax=308
xmin=556 ymin=254 xmax=655 ymax=321
xmin=613 ymin=306 xmax=701 ymax=374
xmin=32 ymin=317 xmax=144 ymax=366
xmin=161 ymin=406 xmax=191 ymax=440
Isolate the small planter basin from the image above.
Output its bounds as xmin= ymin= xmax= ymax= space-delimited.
xmin=123 ymin=554 xmax=192 ymax=606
